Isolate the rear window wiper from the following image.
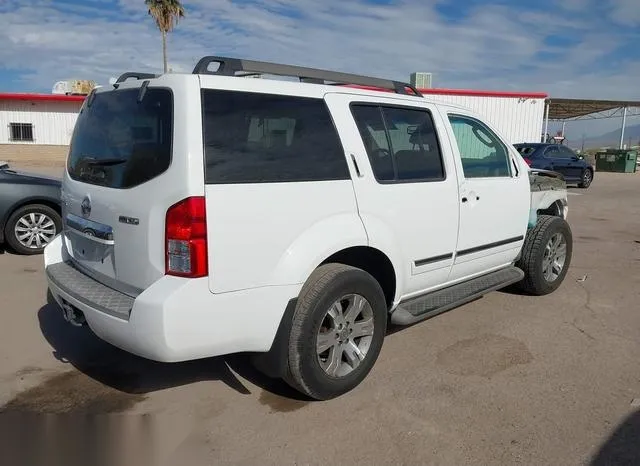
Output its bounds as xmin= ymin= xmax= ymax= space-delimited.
xmin=85 ymin=157 xmax=128 ymax=166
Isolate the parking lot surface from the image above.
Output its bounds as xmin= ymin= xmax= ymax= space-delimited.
xmin=1 ymin=168 xmax=639 ymax=465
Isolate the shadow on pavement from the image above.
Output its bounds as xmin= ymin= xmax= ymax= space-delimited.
xmin=590 ymin=409 xmax=640 ymax=466
xmin=34 ymin=291 xmax=307 ymax=403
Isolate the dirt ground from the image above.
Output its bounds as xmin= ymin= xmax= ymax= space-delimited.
xmin=0 ymin=167 xmax=639 ymax=466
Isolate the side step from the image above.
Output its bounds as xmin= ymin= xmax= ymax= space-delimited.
xmin=391 ymin=266 xmax=524 ymax=326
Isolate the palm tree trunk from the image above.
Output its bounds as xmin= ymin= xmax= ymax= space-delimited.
xmin=162 ymin=30 xmax=168 ymax=73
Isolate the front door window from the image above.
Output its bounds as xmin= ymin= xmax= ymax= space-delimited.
xmin=448 ymin=114 xmax=512 ymax=178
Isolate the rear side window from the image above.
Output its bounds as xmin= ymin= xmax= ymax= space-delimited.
xmin=201 ymin=89 xmax=349 ymax=184
xmin=67 ymin=88 xmax=173 ymax=189
xmin=350 ymin=103 xmax=445 ymax=182
xmin=515 ymin=146 xmax=536 ymax=155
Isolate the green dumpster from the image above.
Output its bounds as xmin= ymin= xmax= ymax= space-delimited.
xmin=595 ymin=149 xmax=637 ymax=173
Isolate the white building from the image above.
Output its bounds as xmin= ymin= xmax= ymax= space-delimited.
xmin=0 ymin=86 xmax=547 ymax=165
xmin=420 ymin=87 xmax=548 ymax=145
xmin=0 ymin=92 xmax=84 ymax=164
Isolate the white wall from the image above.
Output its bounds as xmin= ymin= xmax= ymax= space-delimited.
xmin=0 ymin=93 xmax=545 ymax=147
xmin=423 ymin=93 xmax=545 ymax=145
xmin=0 ymin=100 xmax=83 ymax=145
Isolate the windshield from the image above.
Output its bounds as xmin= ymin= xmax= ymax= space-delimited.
xmin=67 ymin=87 xmax=173 ymax=188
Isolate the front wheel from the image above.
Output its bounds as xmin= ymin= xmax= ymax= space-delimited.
xmin=515 ymin=215 xmax=573 ymax=296
xmin=284 ymin=263 xmax=388 ymax=400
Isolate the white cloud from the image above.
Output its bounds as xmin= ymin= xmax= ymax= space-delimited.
xmin=608 ymin=0 xmax=640 ymax=25
xmin=0 ymin=0 xmax=637 ymax=113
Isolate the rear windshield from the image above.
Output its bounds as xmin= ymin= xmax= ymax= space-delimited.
xmin=67 ymin=88 xmax=173 ymax=189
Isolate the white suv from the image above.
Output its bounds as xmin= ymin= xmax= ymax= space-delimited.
xmin=44 ymin=56 xmax=572 ymax=400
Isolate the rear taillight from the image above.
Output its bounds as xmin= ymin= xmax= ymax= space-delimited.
xmin=165 ymin=196 xmax=208 ymax=278
xmin=523 ymin=158 xmax=533 ymax=166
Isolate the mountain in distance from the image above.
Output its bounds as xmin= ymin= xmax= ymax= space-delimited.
xmin=567 ymin=123 xmax=640 ymax=150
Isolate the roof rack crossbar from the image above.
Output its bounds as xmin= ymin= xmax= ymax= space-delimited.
xmin=115 ymin=72 xmax=159 ymax=84
xmin=192 ymin=56 xmax=422 ymax=96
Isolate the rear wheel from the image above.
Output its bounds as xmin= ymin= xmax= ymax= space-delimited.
xmin=516 ymin=215 xmax=573 ymax=295
xmin=578 ymin=168 xmax=593 ymax=188
xmin=4 ymin=204 xmax=61 ymax=255
xmin=285 ymin=263 xmax=387 ymax=400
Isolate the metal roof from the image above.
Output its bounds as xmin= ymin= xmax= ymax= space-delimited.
xmin=547 ymin=97 xmax=640 ymax=121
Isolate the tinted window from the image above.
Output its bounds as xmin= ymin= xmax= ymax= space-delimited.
xmin=558 ymin=145 xmax=576 ymax=157
xmin=351 ymin=104 xmax=445 ymax=182
xmin=67 ymin=88 xmax=173 ymax=189
xmin=202 ymin=90 xmax=349 ymax=184
xmin=448 ymin=114 xmax=511 ymax=178
xmin=545 ymin=145 xmax=562 ymax=158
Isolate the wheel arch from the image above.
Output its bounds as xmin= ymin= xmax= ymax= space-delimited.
xmin=251 ymin=245 xmax=398 ymax=380
xmin=537 ymin=199 xmax=566 ymax=218
xmin=319 ymin=246 xmax=397 ymax=310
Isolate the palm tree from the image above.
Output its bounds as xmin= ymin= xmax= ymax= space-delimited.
xmin=145 ymin=0 xmax=186 ymax=73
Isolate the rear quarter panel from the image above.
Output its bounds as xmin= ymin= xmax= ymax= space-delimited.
xmin=204 ymin=181 xmax=368 ymax=293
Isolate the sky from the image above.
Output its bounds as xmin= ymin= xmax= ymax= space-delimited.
xmin=0 ymin=0 xmax=639 ymax=139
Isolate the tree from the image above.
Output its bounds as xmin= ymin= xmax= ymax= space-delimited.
xmin=145 ymin=0 xmax=185 ymax=73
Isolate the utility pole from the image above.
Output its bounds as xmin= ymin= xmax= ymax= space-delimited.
xmin=619 ymin=106 xmax=627 ymax=149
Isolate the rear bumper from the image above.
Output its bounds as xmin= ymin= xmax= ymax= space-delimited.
xmin=43 ymin=235 xmax=301 ymax=363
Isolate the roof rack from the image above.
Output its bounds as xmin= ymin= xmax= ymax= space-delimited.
xmin=192 ymin=56 xmax=422 ymax=97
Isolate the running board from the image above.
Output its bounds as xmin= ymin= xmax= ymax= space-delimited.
xmin=391 ymin=266 xmax=524 ymax=326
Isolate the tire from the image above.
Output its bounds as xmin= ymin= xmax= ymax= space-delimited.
xmin=4 ymin=204 xmax=62 ymax=255
xmin=284 ymin=263 xmax=388 ymax=400
xmin=515 ymin=215 xmax=572 ymax=296
xmin=578 ymin=168 xmax=593 ymax=188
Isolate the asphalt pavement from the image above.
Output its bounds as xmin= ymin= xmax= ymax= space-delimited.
xmin=0 ymin=168 xmax=639 ymax=466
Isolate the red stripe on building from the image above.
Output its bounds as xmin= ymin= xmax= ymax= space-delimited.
xmin=0 ymin=93 xmax=86 ymax=102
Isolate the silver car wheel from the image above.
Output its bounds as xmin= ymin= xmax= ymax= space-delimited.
xmin=316 ymin=293 xmax=375 ymax=378
xmin=14 ymin=212 xmax=57 ymax=250
xmin=542 ymin=232 xmax=567 ymax=282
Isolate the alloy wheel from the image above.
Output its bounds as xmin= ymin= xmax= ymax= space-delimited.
xmin=14 ymin=212 xmax=57 ymax=250
xmin=316 ymin=293 xmax=375 ymax=378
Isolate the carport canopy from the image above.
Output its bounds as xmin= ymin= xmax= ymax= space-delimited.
xmin=546 ymin=97 xmax=640 ymax=121
xmin=543 ymin=97 xmax=640 ymax=148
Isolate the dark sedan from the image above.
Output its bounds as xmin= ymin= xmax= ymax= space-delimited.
xmin=514 ymin=143 xmax=594 ymax=188
xmin=0 ymin=161 xmax=62 ymax=255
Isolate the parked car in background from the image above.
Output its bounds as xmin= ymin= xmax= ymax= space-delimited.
xmin=513 ymin=143 xmax=594 ymax=188
xmin=0 ymin=161 xmax=62 ymax=255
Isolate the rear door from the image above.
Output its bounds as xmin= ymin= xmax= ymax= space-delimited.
xmin=199 ymin=83 xmax=363 ymax=294
xmin=443 ymin=110 xmax=530 ymax=282
xmin=325 ymin=93 xmax=461 ymax=298
xmin=557 ymin=145 xmax=584 ymax=179
xmin=61 ymin=75 xmax=202 ymax=295
xmin=544 ymin=145 xmax=578 ymax=180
